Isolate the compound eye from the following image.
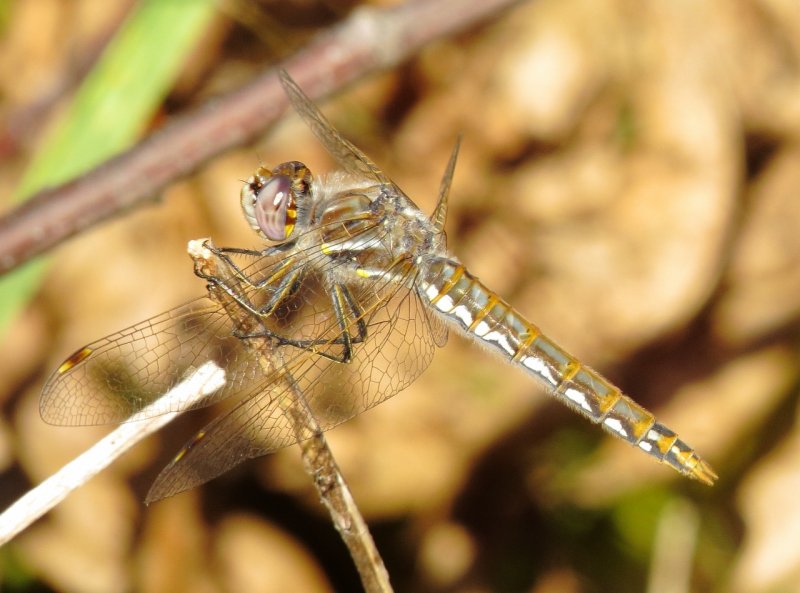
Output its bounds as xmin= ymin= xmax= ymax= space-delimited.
xmin=253 ymin=174 xmax=297 ymax=241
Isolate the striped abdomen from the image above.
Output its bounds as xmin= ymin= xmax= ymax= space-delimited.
xmin=420 ymin=256 xmax=716 ymax=485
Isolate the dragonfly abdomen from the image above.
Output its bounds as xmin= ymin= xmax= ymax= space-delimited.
xmin=420 ymin=256 xmax=716 ymax=485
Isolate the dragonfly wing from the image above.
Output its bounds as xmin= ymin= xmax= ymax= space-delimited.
xmin=144 ymin=373 xmax=305 ymax=503
xmin=299 ymin=271 xmax=440 ymax=425
xmin=146 ymin=245 xmax=441 ymax=501
xmin=420 ymin=287 xmax=449 ymax=348
xmin=39 ymin=297 xmax=270 ymax=426
xmin=279 ymin=70 xmax=391 ymax=186
xmin=39 ymin=231 xmax=367 ymax=427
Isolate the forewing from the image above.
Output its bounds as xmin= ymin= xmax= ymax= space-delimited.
xmin=146 ymin=247 xmax=442 ymax=501
xmin=40 ymin=185 xmax=396 ymax=429
xmin=279 ymin=70 xmax=391 ymax=186
xmin=39 ymin=297 xmax=266 ymax=426
xmin=39 ymin=239 xmax=341 ymax=427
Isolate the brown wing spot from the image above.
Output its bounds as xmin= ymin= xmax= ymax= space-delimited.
xmin=172 ymin=429 xmax=207 ymax=463
xmin=57 ymin=346 xmax=93 ymax=374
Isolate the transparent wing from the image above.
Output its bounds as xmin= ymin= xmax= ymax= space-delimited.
xmin=39 ymin=200 xmax=381 ymax=426
xmin=146 ymin=244 xmax=444 ymax=501
xmin=40 ymin=297 xmax=267 ymax=426
xmin=279 ymin=70 xmax=391 ymax=186
xmin=41 ymin=196 xmax=446 ymax=500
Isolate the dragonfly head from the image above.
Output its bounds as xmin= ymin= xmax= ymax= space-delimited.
xmin=241 ymin=161 xmax=312 ymax=242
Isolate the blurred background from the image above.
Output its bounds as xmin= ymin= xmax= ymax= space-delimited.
xmin=1 ymin=0 xmax=800 ymax=591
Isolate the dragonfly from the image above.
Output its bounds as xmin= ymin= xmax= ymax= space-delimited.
xmin=40 ymin=71 xmax=717 ymax=503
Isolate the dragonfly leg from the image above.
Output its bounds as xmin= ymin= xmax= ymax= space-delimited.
xmin=337 ymin=284 xmax=368 ymax=349
xmin=235 ymin=283 xmax=368 ymax=363
xmin=196 ymin=241 xmax=296 ymax=290
xmin=309 ymin=283 xmax=366 ymax=363
xmin=199 ymin=263 xmax=345 ymax=363
xmin=198 ymin=243 xmax=370 ymax=363
xmin=202 ymin=260 xmax=302 ymax=322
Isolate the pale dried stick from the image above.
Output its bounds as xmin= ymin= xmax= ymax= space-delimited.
xmin=0 ymin=361 xmax=226 ymax=546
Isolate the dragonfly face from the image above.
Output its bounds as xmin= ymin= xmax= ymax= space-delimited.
xmin=40 ymin=71 xmax=715 ymax=503
xmin=240 ymin=161 xmax=310 ymax=242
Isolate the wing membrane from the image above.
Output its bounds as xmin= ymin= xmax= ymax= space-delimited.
xmin=279 ymin=70 xmax=391 ymax=186
xmin=147 ymin=253 xmax=439 ymax=501
xmin=38 ymin=209 xmax=373 ymax=426
xmin=40 ymin=298 xmax=263 ymax=426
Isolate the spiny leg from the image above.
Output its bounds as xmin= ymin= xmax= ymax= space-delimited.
xmin=203 ymin=256 xmax=304 ymax=320
xmin=236 ymin=283 xmax=368 ymax=363
xmin=197 ymin=242 xmax=298 ymax=291
xmin=198 ymin=241 xmax=368 ymax=363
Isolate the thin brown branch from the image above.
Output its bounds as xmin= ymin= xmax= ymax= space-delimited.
xmin=189 ymin=239 xmax=393 ymax=593
xmin=0 ymin=0 xmax=519 ymax=274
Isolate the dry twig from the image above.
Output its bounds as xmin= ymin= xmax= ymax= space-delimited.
xmin=0 ymin=0 xmax=519 ymax=273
